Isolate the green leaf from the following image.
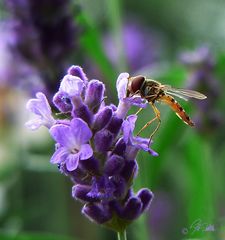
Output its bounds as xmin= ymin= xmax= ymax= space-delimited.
xmin=0 ymin=232 xmax=76 ymax=240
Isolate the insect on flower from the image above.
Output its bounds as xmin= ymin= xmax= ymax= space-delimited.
xmin=126 ymin=75 xmax=207 ymax=140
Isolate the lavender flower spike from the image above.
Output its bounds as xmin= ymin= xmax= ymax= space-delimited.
xmin=25 ymin=92 xmax=55 ymax=130
xmin=50 ymin=118 xmax=93 ymax=171
xmin=26 ymin=65 xmax=157 ymax=236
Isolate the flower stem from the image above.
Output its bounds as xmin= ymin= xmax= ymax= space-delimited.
xmin=117 ymin=230 xmax=127 ymax=240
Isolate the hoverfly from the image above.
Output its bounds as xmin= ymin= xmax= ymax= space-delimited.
xmin=126 ymin=75 xmax=207 ymax=140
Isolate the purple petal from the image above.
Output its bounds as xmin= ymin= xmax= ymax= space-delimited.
xmin=94 ymin=129 xmax=113 ymax=153
xmin=93 ymin=106 xmax=113 ymax=131
xmin=84 ymin=80 xmax=105 ymax=112
xmin=53 ymin=91 xmax=72 ymax=113
xmin=116 ymin=72 xmax=129 ymax=100
xmin=137 ymin=188 xmax=154 ymax=212
xmin=50 ymin=147 xmax=68 ymax=164
xmin=133 ymin=136 xmax=158 ymax=157
xmin=66 ymin=153 xmax=80 ymax=171
xmin=70 ymin=118 xmax=92 ymax=146
xmin=72 ymin=184 xmax=98 ymax=202
xmin=50 ymin=124 xmax=76 ymax=149
xmin=88 ymin=176 xmax=115 ymax=200
xmin=25 ymin=118 xmax=43 ymax=130
xmin=67 ymin=65 xmax=88 ymax=82
xmin=79 ymin=157 xmax=100 ymax=174
xmin=104 ymin=154 xmax=125 ymax=176
xmin=122 ymin=114 xmax=137 ymax=143
xmin=59 ymin=74 xmax=85 ymax=97
xmin=121 ymin=197 xmax=142 ymax=220
xmin=127 ymin=115 xmax=137 ymax=131
xmin=26 ymin=92 xmax=51 ymax=116
xmin=124 ymin=97 xmax=147 ymax=108
xmin=79 ymin=144 xmax=93 ymax=160
xmin=148 ymin=148 xmax=159 ymax=157
xmin=82 ymin=203 xmax=112 ymax=224
xmin=72 ymin=100 xmax=93 ymax=125
xmin=26 ymin=92 xmax=55 ymax=129
xmin=112 ymin=138 xmax=126 ymax=156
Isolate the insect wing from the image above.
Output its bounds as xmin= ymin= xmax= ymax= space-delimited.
xmin=164 ymin=91 xmax=188 ymax=101
xmin=163 ymin=85 xmax=207 ymax=100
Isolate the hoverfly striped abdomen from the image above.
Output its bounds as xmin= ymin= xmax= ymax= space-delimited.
xmin=159 ymin=94 xmax=194 ymax=126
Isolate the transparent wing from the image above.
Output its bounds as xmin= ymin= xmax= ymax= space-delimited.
xmin=162 ymin=85 xmax=207 ymax=100
xmin=165 ymin=91 xmax=189 ymax=101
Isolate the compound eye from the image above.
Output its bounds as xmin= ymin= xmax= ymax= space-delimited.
xmin=130 ymin=75 xmax=145 ymax=93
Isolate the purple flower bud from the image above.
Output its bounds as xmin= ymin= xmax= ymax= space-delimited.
xmin=58 ymin=164 xmax=91 ymax=185
xmin=88 ymin=176 xmax=115 ymax=200
xmin=112 ymin=138 xmax=126 ymax=156
xmin=137 ymin=188 xmax=154 ymax=212
xmin=68 ymin=65 xmax=88 ymax=82
xmin=93 ymin=106 xmax=113 ymax=131
xmin=79 ymin=157 xmax=100 ymax=175
xmin=107 ymin=115 xmax=123 ymax=135
xmin=121 ymin=197 xmax=143 ymax=220
xmin=108 ymin=200 xmax=123 ymax=216
xmin=72 ymin=184 xmax=98 ymax=202
xmin=109 ymin=104 xmax=117 ymax=112
xmin=120 ymin=160 xmax=138 ymax=182
xmin=72 ymin=96 xmax=93 ymax=125
xmin=94 ymin=129 xmax=113 ymax=153
xmin=53 ymin=91 xmax=72 ymax=112
xmin=125 ymin=189 xmax=134 ymax=201
xmin=82 ymin=203 xmax=112 ymax=224
xmin=85 ymin=80 xmax=105 ymax=113
xmin=104 ymin=155 xmax=125 ymax=176
xmin=110 ymin=175 xmax=126 ymax=199
xmin=124 ymin=145 xmax=139 ymax=160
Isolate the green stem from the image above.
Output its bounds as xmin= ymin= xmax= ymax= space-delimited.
xmin=117 ymin=230 xmax=127 ymax=240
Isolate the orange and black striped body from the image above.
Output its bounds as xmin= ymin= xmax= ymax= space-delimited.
xmin=158 ymin=94 xmax=194 ymax=127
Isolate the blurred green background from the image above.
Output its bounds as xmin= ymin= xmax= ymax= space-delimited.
xmin=0 ymin=0 xmax=225 ymax=239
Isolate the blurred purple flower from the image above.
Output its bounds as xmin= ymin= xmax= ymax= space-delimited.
xmin=104 ymin=22 xmax=162 ymax=72
xmin=26 ymin=65 xmax=157 ymax=232
xmin=5 ymin=0 xmax=79 ymax=95
xmin=180 ymin=46 xmax=222 ymax=134
xmin=0 ymin=22 xmax=44 ymax=93
xmin=149 ymin=191 xmax=175 ymax=239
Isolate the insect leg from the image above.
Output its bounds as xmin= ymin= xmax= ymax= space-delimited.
xmin=135 ymin=108 xmax=143 ymax=115
xmin=136 ymin=116 xmax=158 ymax=136
xmin=149 ymin=103 xmax=161 ymax=143
xmin=127 ymin=89 xmax=140 ymax=98
xmin=136 ymin=103 xmax=161 ymax=144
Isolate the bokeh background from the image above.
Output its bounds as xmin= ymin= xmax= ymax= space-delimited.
xmin=0 ymin=0 xmax=225 ymax=239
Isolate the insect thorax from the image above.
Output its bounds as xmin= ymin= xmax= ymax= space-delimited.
xmin=140 ymin=80 xmax=163 ymax=101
